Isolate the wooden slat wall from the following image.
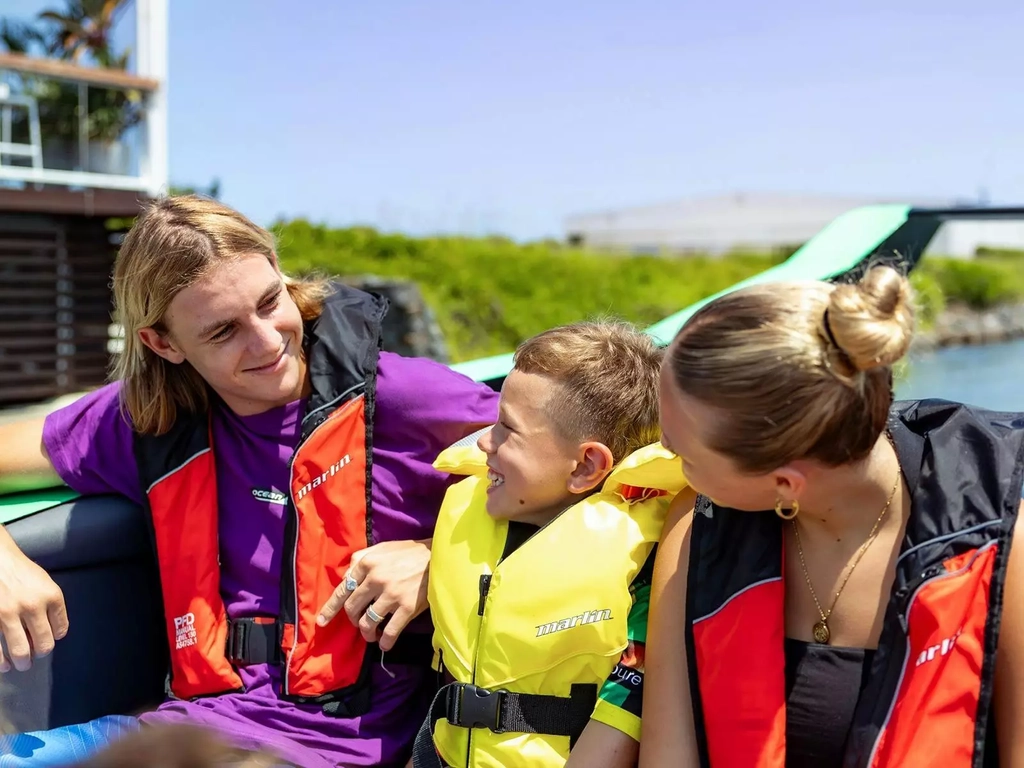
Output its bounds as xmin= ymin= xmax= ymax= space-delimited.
xmin=0 ymin=214 xmax=116 ymax=406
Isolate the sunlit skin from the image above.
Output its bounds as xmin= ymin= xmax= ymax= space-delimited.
xmin=477 ymin=369 xmax=614 ymax=527
xmin=138 ymin=253 xmax=309 ymax=415
xmin=657 ymin=364 xmax=903 ymax=536
xmin=657 ymin=361 xmax=911 ymax=644
xmin=657 ymin=365 xmax=779 ymax=512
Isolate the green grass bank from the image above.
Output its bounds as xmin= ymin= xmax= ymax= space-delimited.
xmin=273 ymin=220 xmax=1024 ymax=362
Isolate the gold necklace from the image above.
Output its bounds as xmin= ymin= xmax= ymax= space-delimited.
xmin=792 ymin=458 xmax=902 ymax=645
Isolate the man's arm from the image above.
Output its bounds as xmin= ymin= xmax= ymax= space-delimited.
xmin=1 ymin=385 xmax=140 ymax=674
xmin=0 ymin=415 xmax=68 ymax=673
xmin=0 ymin=415 xmax=60 ymax=495
xmin=317 ymin=355 xmax=499 ymax=649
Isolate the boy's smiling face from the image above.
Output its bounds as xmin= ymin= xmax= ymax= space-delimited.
xmin=477 ymin=369 xmax=612 ymax=527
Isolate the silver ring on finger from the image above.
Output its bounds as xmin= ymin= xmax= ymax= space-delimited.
xmin=365 ymin=605 xmax=386 ymax=624
xmin=343 ymin=572 xmax=359 ymax=593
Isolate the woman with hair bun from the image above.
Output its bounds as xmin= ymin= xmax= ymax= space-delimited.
xmin=641 ymin=265 xmax=1024 ymax=767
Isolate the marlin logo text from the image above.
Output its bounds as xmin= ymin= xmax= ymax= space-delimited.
xmin=915 ymin=629 xmax=962 ymax=667
xmin=296 ymin=455 xmax=352 ymax=500
xmin=536 ymin=609 xmax=613 ymax=637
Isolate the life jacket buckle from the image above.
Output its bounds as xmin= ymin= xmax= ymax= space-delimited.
xmin=447 ymin=683 xmax=508 ymax=733
xmin=225 ymin=617 xmax=281 ymax=667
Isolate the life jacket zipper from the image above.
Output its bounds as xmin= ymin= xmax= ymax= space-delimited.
xmin=465 ymin=517 xmax=562 ymax=763
xmin=468 ymin=566 xmax=496 ymax=767
xmin=478 ymin=575 xmax=492 ymax=616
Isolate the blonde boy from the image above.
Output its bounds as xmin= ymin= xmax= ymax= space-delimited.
xmin=411 ymin=321 xmax=686 ymax=768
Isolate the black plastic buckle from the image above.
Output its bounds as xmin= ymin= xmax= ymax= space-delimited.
xmin=225 ymin=619 xmax=246 ymax=665
xmin=448 ymin=684 xmax=507 ymax=733
xmin=225 ymin=618 xmax=282 ymax=667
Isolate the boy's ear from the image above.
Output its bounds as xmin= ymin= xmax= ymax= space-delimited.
xmin=567 ymin=442 xmax=615 ymax=495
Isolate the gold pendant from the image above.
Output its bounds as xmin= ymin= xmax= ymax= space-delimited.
xmin=812 ymin=619 xmax=831 ymax=644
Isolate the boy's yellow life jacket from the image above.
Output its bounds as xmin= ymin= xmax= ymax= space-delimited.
xmin=426 ymin=439 xmax=687 ymax=768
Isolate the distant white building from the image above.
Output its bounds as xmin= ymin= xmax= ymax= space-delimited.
xmin=926 ymin=218 xmax=1024 ymax=258
xmin=564 ymin=193 xmax=1024 ymax=258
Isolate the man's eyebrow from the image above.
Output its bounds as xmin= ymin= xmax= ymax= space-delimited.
xmin=257 ymin=280 xmax=283 ymax=305
xmin=198 ymin=315 xmax=232 ymax=340
xmin=197 ymin=280 xmax=282 ymax=339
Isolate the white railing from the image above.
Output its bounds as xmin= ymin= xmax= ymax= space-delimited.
xmin=0 ymin=0 xmax=167 ymax=197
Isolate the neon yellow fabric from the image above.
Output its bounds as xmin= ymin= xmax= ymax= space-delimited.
xmin=428 ymin=441 xmax=686 ymax=768
xmin=591 ymin=698 xmax=642 ymax=742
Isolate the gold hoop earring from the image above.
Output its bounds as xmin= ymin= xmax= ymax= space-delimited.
xmin=775 ymin=499 xmax=799 ymax=521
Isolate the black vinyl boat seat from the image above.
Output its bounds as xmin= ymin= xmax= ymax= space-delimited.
xmin=0 ymin=495 xmax=167 ymax=733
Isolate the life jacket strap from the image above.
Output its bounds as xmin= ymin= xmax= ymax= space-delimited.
xmin=225 ymin=617 xmax=434 ymax=671
xmin=225 ymin=617 xmax=282 ymax=666
xmin=410 ymin=681 xmax=597 ymax=767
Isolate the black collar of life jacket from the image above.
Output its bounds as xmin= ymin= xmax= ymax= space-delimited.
xmin=302 ymin=281 xmax=388 ymax=441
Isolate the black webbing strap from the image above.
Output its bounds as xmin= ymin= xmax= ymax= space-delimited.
xmin=410 ymin=681 xmax=597 ymax=767
xmin=226 ymin=618 xmax=281 ymax=666
xmin=226 ymin=619 xmax=434 ymax=668
xmin=367 ymin=631 xmax=436 ymax=667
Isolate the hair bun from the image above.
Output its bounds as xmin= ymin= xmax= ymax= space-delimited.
xmin=825 ymin=265 xmax=915 ymax=372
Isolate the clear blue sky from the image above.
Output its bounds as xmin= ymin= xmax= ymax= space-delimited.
xmin=5 ymin=0 xmax=1024 ymax=239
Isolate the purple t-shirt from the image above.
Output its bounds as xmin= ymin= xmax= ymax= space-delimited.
xmin=42 ymin=351 xmax=498 ymax=768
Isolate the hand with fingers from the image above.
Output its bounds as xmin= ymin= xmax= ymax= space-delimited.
xmin=0 ymin=536 xmax=68 ymax=673
xmin=317 ymin=538 xmax=432 ymax=652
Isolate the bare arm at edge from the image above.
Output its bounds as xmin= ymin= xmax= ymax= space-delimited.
xmin=565 ymin=720 xmax=638 ymax=768
xmin=0 ymin=415 xmax=68 ymax=672
xmin=638 ymin=490 xmax=701 ymax=768
xmin=0 ymin=416 xmax=59 ymax=494
xmin=994 ymin=499 xmax=1024 ymax=767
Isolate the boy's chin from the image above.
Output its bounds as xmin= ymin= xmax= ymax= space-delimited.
xmin=484 ymin=501 xmax=509 ymax=520
xmin=484 ymin=499 xmax=524 ymax=522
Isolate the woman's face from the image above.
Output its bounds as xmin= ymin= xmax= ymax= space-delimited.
xmin=140 ymin=253 xmax=307 ymax=415
xmin=658 ymin=364 xmax=781 ymax=511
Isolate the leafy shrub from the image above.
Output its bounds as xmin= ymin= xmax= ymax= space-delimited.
xmin=272 ymin=222 xmax=1024 ymax=361
xmin=909 ymin=270 xmax=945 ymax=329
xmin=916 ymin=257 xmax=1023 ymax=310
xmin=273 ymin=221 xmax=776 ymax=361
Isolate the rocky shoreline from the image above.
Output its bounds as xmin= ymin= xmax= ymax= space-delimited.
xmin=912 ymin=303 xmax=1024 ymax=352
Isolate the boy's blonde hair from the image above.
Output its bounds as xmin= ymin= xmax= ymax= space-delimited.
xmin=513 ymin=320 xmax=663 ymax=462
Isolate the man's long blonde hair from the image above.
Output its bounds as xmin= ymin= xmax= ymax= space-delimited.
xmin=111 ymin=195 xmax=330 ymax=435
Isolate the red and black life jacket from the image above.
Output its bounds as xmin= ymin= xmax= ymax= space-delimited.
xmin=133 ymin=283 xmax=429 ymax=715
xmin=686 ymin=399 xmax=1024 ymax=768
